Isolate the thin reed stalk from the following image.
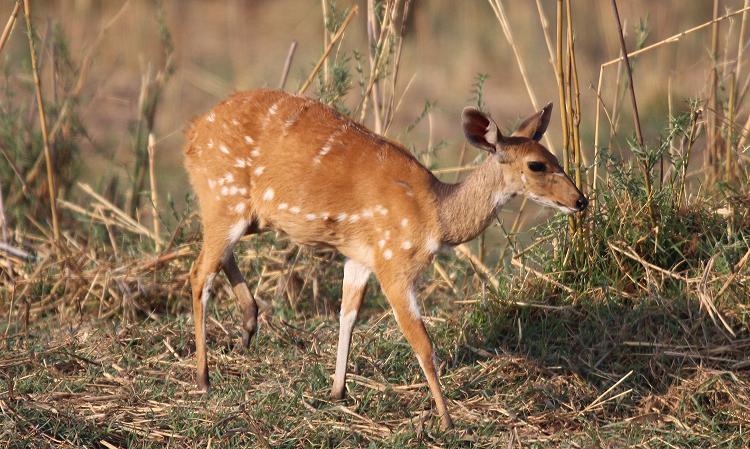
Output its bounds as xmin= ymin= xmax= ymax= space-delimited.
xmin=383 ymin=0 xmax=412 ymax=133
xmin=321 ymin=0 xmax=330 ymax=85
xmin=534 ymin=0 xmax=556 ymax=69
xmin=736 ymin=0 xmax=749 ymax=79
xmin=555 ymin=0 xmax=570 ymax=172
xmin=147 ymin=134 xmax=161 ymax=253
xmin=565 ymin=0 xmax=583 ymax=191
xmin=610 ymin=0 xmax=655 ymax=226
xmin=0 ymin=182 xmax=8 ymax=248
xmin=366 ymin=0 xmax=383 ymax=134
xmin=593 ymin=66 xmax=604 ymax=212
xmin=0 ymin=1 xmax=20 ymax=55
xmin=675 ymin=110 xmax=701 ymax=210
xmin=299 ymin=5 xmax=358 ymax=95
xmin=711 ymin=2 xmax=720 ymax=173
xmin=489 ymin=0 xmax=555 ymax=156
xmin=278 ymin=41 xmax=298 ymax=90
xmin=357 ymin=1 xmax=396 ymax=123
xmin=23 ymin=0 xmax=60 ymax=247
xmin=726 ymin=72 xmax=736 ymax=181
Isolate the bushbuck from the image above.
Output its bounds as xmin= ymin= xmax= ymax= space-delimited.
xmin=183 ymin=89 xmax=587 ymax=430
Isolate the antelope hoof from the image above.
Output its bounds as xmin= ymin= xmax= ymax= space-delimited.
xmin=241 ymin=321 xmax=257 ymax=348
xmin=330 ymin=385 xmax=347 ymax=401
xmin=197 ymin=375 xmax=210 ymax=394
xmin=439 ymin=414 xmax=454 ymax=431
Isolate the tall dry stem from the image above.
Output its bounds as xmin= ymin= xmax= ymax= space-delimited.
xmin=23 ymin=0 xmax=60 ymax=247
xmin=708 ymin=0 xmax=720 ymax=179
xmin=555 ymin=0 xmax=570 ymax=172
xmin=610 ymin=0 xmax=655 ymax=226
xmin=0 ymin=1 xmax=20 ymax=55
xmin=278 ymin=41 xmax=297 ymax=90
xmin=565 ymin=0 xmax=583 ymax=192
xmin=147 ymin=133 xmax=161 ymax=253
xmin=299 ymin=6 xmax=358 ymax=95
xmin=726 ymin=72 xmax=736 ymax=181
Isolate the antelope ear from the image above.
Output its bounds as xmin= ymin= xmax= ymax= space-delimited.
xmin=512 ymin=102 xmax=553 ymax=141
xmin=462 ymin=107 xmax=502 ymax=153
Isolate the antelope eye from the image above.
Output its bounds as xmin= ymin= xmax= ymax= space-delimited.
xmin=527 ymin=161 xmax=546 ymax=172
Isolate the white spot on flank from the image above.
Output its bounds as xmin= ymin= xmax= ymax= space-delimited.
xmin=253 ymin=166 xmax=266 ymax=176
xmin=262 ymin=99 xmax=283 ymax=128
xmin=222 ymin=173 xmax=234 ymax=184
xmin=219 ymin=144 xmax=230 ymax=154
xmin=233 ymin=202 xmax=246 ymax=213
xmin=407 ymin=288 xmax=421 ymax=319
xmin=207 ymin=139 xmax=214 ymax=149
xmin=314 ymin=127 xmax=345 ymax=163
xmin=244 ymin=135 xmax=254 ymax=144
xmin=305 ymin=213 xmax=317 ymax=221
xmin=229 ymin=186 xmax=238 ymax=195
xmin=238 ymin=187 xmax=247 ymax=195
xmin=207 ymin=112 xmax=215 ymax=122
xmin=289 ymin=206 xmax=301 ymax=214
xmin=320 ymin=212 xmax=330 ymax=220
xmin=400 ymin=218 xmax=409 ymax=227
xmin=362 ymin=209 xmax=373 ymax=218
xmin=336 ymin=213 xmax=348 ymax=222
xmin=263 ymin=188 xmax=274 ymax=201
xmin=278 ymin=203 xmax=289 ymax=210
xmin=383 ymin=249 xmax=393 ymax=260
xmin=220 ymin=186 xmax=229 ymax=196
xmin=250 ymin=148 xmax=261 ymax=157
xmin=234 ymin=159 xmax=246 ymax=168
xmin=378 ymin=239 xmax=386 ymax=249
xmin=384 ymin=230 xmax=391 ymax=240
xmin=349 ymin=214 xmax=360 ymax=223
xmin=231 ymin=119 xmax=240 ymax=126
xmin=401 ymin=240 xmax=412 ymax=250
xmin=208 ymin=179 xmax=217 ymax=189
xmin=426 ymin=237 xmax=439 ymax=253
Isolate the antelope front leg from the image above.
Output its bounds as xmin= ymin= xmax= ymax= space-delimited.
xmin=380 ymin=277 xmax=454 ymax=430
xmin=331 ymin=260 xmax=371 ymax=399
xmin=222 ymin=253 xmax=258 ymax=347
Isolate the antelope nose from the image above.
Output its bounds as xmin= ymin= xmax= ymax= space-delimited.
xmin=576 ymin=196 xmax=588 ymax=211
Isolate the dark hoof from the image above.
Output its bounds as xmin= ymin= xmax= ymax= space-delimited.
xmin=197 ymin=374 xmax=210 ymax=393
xmin=330 ymin=386 xmax=346 ymax=401
xmin=241 ymin=325 xmax=257 ymax=348
xmin=439 ymin=415 xmax=454 ymax=431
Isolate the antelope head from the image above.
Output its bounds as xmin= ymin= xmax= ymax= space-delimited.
xmin=462 ymin=102 xmax=588 ymax=214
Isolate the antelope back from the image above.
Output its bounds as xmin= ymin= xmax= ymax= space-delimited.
xmin=184 ymin=89 xmax=442 ymax=270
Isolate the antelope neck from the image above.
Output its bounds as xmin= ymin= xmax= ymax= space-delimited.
xmin=434 ymin=155 xmax=515 ymax=246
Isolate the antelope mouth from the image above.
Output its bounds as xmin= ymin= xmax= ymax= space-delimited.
xmin=554 ymin=201 xmax=580 ymax=215
xmin=527 ymin=193 xmax=579 ymax=214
